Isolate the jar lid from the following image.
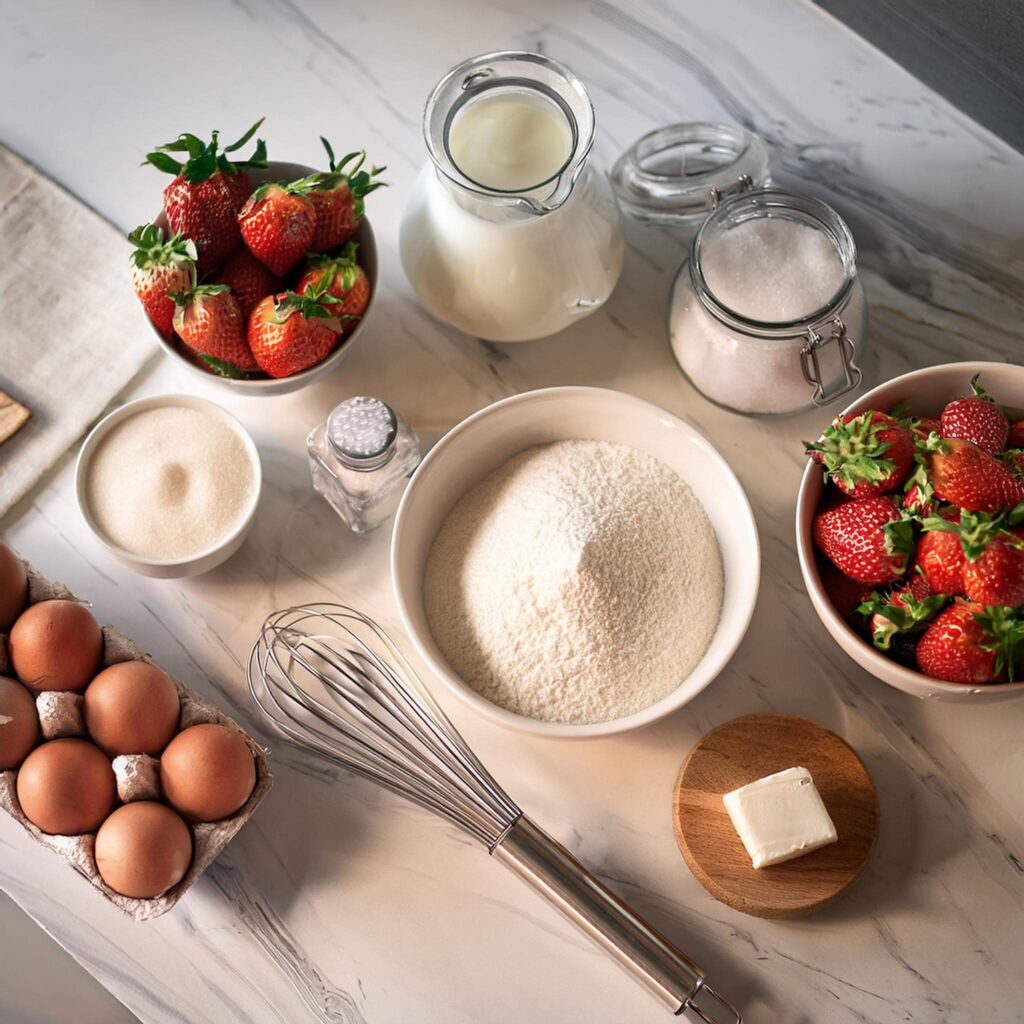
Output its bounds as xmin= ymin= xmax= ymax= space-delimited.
xmin=327 ymin=397 xmax=397 ymax=466
xmin=611 ymin=123 xmax=770 ymax=227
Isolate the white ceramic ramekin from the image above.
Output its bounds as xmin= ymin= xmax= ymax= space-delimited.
xmin=796 ymin=361 xmax=1024 ymax=703
xmin=76 ymin=394 xmax=262 ymax=579
xmin=391 ymin=386 xmax=761 ymax=738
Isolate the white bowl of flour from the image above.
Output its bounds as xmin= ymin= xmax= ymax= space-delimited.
xmin=392 ymin=387 xmax=760 ymax=738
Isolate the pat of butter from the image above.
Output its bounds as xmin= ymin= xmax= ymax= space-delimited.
xmin=723 ymin=767 xmax=837 ymax=869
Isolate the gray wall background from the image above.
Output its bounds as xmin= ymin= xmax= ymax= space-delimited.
xmin=817 ymin=0 xmax=1024 ymax=153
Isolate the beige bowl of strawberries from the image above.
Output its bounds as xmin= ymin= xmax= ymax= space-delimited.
xmin=129 ymin=120 xmax=381 ymax=396
xmin=796 ymin=361 xmax=1024 ymax=702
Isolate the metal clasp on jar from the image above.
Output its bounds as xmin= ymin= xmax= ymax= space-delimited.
xmin=800 ymin=317 xmax=862 ymax=406
xmin=706 ymin=173 xmax=754 ymax=211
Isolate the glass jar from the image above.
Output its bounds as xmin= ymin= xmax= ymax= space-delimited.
xmin=399 ymin=51 xmax=624 ymax=342
xmin=669 ymin=189 xmax=866 ymax=416
xmin=307 ymin=397 xmax=421 ymax=533
xmin=611 ymin=122 xmax=770 ymax=230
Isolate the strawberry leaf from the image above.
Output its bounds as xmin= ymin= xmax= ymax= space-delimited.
xmin=857 ymin=589 xmax=947 ymax=649
xmin=270 ymin=286 xmax=348 ymax=326
xmin=805 ymin=412 xmax=897 ymax=490
xmin=969 ymin=372 xmax=993 ymax=401
xmin=142 ymin=150 xmax=183 ymax=175
xmin=975 ymin=605 xmax=1024 ymax=680
xmin=922 ymin=508 xmax=1015 ymax=562
xmin=881 ymin=514 xmax=917 ymax=563
xmin=223 ymin=117 xmax=265 ymax=154
xmin=200 ymin=355 xmax=261 ymax=380
xmin=128 ymin=223 xmax=197 ymax=269
xmin=146 ymin=119 xmax=267 ymax=181
xmin=307 ymin=243 xmax=360 ymax=290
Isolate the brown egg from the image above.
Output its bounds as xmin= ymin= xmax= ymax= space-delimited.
xmin=16 ymin=738 xmax=116 ymax=834
xmin=0 ymin=675 xmax=39 ymax=769
xmin=0 ymin=543 xmax=28 ymax=631
xmin=95 ymin=801 xmax=192 ymax=899
xmin=83 ymin=661 xmax=180 ymax=756
xmin=160 ymin=723 xmax=255 ymax=823
xmin=9 ymin=599 xmax=103 ymax=693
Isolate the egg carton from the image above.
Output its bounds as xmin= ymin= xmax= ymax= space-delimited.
xmin=0 ymin=562 xmax=273 ymax=921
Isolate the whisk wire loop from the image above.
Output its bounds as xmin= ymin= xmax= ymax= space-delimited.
xmin=248 ymin=604 xmax=521 ymax=848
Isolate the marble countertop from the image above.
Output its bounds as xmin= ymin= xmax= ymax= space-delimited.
xmin=2 ymin=1 xmax=1023 ymax=1022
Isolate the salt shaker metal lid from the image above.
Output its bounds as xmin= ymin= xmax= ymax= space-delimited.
xmin=327 ymin=396 xmax=398 ymax=468
xmin=610 ymin=123 xmax=770 ymax=227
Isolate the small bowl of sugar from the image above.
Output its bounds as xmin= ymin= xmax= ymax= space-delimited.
xmin=392 ymin=386 xmax=761 ymax=739
xmin=76 ymin=394 xmax=262 ymax=578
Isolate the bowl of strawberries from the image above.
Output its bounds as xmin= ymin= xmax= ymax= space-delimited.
xmin=796 ymin=361 xmax=1024 ymax=702
xmin=129 ymin=119 xmax=383 ymax=395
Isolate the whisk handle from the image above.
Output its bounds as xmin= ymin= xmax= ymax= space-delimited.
xmin=493 ymin=817 xmax=740 ymax=1021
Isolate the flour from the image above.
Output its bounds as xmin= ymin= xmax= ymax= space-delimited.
xmin=423 ymin=440 xmax=724 ymax=724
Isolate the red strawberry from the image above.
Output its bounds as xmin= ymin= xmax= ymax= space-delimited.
xmin=915 ymin=512 xmax=966 ymax=595
xmin=805 ymin=411 xmax=914 ymax=499
xmin=902 ymin=482 xmax=933 ymax=516
xmin=813 ymin=496 xmax=913 ymax=585
xmin=1001 ymin=449 xmax=1024 ymax=478
xmin=928 ymin=437 xmax=1024 ymax=513
xmin=247 ymin=286 xmax=342 ymax=378
xmin=909 ymin=416 xmax=942 ymax=443
xmin=963 ymin=529 xmax=1024 ymax=606
xmin=295 ymin=243 xmax=370 ymax=333
xmin=924 ymin=507 xmax=1024 ymax=606
xmin=916 ymin=601 xmax=1022 ymax=684
xmin=170 ymin=281 xmax=257 ymax=372
xmin=303 ymin=139 xmax=385 ymax=252
xmin=216 ymin=248 xmax=280 ymax=318
xmin=239 ymin=182 xmax=317 ymax=276
xmin=1008 ymin=421 xmax=1024 ymax=448
xmin=128 ymin=223 xmax=196 ymax=340
xmin=940 ymin=374 xmax=1008 ymax=454
xmin=144 ymin=119 xmax=267 ymax=275
xmin=819 ymin=558 xmax=874 ymax=619
xmin=857 ymin=574 xmax=945 ymax=650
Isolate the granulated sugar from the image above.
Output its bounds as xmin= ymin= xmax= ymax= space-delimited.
xmin=423 ymin=440 xmax=723 ymax=724
xmin=700 ymin=216 xmax=844 ymax=322
xmin=670 ymin=214 xmax=864 ymax=414
xmin=85 ymin=405 xmax=256 ymax=560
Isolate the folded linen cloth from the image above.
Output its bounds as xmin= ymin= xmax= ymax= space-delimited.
xmin=0 ymin=145 xmax=153 ymax=517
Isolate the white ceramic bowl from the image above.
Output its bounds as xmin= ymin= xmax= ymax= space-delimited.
xmin=76 ymin=394 xmax=262 ymax=578
xmin=147 ymin=161 xmax=378 ymax=397
xmin=391 ymin=386 xmax=761 ymax=738
xmin=796 ymin=360 xmax=1024 ymax=703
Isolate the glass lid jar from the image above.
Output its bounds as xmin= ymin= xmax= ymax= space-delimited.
xmin=611 ymin=123 xmax=770 ymax=228
xmin=669 ymin=188 xmax=866 ymax=416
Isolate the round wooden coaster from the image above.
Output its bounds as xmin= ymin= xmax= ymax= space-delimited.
xmin=672 ymin=714 xmax=877 ymax=919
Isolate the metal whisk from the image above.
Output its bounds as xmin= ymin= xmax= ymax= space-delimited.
xmin=248 ymin=604 xmax=740 ymax=1023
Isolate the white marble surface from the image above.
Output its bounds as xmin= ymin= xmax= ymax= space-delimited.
xmin=2 ymin=1 xmax=1024 ymax=1022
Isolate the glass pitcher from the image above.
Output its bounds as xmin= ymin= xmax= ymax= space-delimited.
xmin=399 ymin=51 xmax=624 ymax=343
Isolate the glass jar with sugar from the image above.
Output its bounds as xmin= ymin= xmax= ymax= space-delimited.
xmin=612 ymin=125 xmax=866 ymax=416
xmin=669 ymin=189 xmax=866 ymax=416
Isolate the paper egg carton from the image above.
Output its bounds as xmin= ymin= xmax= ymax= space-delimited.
xmin=0 ymin=563 xmax=272 ymax=921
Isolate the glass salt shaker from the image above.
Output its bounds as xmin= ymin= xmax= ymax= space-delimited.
xmin=307 ymin=397 xmax=421 ymax=533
